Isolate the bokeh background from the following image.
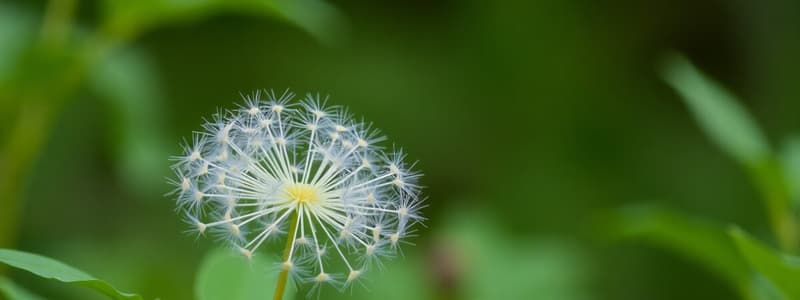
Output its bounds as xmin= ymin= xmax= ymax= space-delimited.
xmin=2 ymin=0 xmax=800 ymax=299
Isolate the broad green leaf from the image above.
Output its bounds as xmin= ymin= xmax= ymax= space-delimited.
xmin=604 ymin=205 xmax=749 ymax=287
xmin=99 ymin=0 xmax=346 ymax=46
xmin=0 ymin=249 xmax=140 ymax=299
xmin=660 ymin=53 xmax=771 ymax=165
xmin=195 ymin=248 xmax=294 ymax=300
xmin=781 ymin=137 xmax=800 ymax=207
xmin=730 ymin=228 xmax=800 ymax=299
xmin=0 ymin=276 xmax=45 ymax=300
xmin=89 ymin=48 xmax=170 ymax=199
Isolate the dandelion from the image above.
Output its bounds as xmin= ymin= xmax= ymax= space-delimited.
xmin=169 ymin=90 xmax=426 ymax=299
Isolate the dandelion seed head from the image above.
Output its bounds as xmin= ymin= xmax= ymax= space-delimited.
xmin=170 ymin=90 xmax=426 ymax=290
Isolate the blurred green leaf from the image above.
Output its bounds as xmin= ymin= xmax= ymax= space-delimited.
xmin=99 ymin=0 xmax=346 ymax=46
xmin=346 ymin=209 xmax=590 ymax=300
xmin=347 ymin=254 xmax=433 ymax=300
xmin=781 ymin=137 xmax=800 ymax=207
xmin=272 ymin=0 xmax=347 ymax=46
xmin=446 ymin=212 xmax=590 ymax=300
xmin=660 ymin=53 xmax=770 ymax=166
xmin=0 ymin=276 xmax=45 ymax=300
xmin=604 ymin=205 xmax=749 ymax=287
xmin=0 ymin=249 xmax=140 ymax=300
xmin=0 ymin=4 xmax=36 ymax=84
xmin=748 ymin=273 xmax=788 ymax=300
xmin=731 ymin=228 xmax=800 ymax=299
xmin=89 ymin=48 xmax=170 ymax=198
xmin=661 ymin=53 xmax=798 ymax=252
xmin=195 ymin=248 xmax=294 ymax=300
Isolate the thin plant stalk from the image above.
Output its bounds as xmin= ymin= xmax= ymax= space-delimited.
xmin=273 ymin=210 xmax=298 ymax=300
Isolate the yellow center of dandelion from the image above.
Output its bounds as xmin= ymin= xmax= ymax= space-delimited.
xmin=285 ymin=183 xmax=320 ymax=204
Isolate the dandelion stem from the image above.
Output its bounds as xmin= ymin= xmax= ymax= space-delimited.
xmin=273 ymin=208 xmax=298 ymax=300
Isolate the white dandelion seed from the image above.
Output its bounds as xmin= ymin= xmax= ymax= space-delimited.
xmin=169 ymin=90 xmax=426 ymax=295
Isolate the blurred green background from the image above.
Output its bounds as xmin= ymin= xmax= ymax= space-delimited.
xmin=2 ymin=0 xmax=800 ymax=299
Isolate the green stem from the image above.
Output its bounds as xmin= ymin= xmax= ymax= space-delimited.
xmin=750 ymin=159 xmax=799 ymax=253
xmin=273 ymin=209 xmax=298 ymax=300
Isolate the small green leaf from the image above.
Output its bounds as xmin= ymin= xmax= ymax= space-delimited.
xmin=660 ymin=53 xmax=770 ymax=166
xmin=272 ymin=0 xmax=348 ymax=46
xmin=195 ymin=248 xmax=294 ymax=300
xmin=604 ymin=205 xmax=750 ymax=287
xmin=781 ymin=137 xmax=800 ymax=207
xmin=730 ymin=228 xmax=800 ymax=299
xmin=99 ymin=0 xmax=346 ymax=46
xmin=0 ymin=4 xmax=36 ymax=83
xmin=0 ymin=276 xmax=45 ymax=300
xmin=0 ymin=249 xmax=140 ymax=299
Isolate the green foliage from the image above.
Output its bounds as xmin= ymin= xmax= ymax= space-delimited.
xmin=0 ymin=276 xmax=45 ymax=300
xmin=278 ymin=210 xmax=591 ymax=300
xmin=660 ymin=55 xmax=797 ymax=252
xmin=0 ymin=249 xmax=140 ymax=299
xmin=781 ymin=137 xmax=800 ymax=206
xmin=194 ymin=248 xmax=294 ymax=300
xmin=341 ymin=210 xmax=590 ymax=300
xmin=608 ymin=54 xmax=800 ymax=299
xmin=604 ymin=204 xmax=749 ymax=287
xmin=0 ymin=5 xmax=35 ymax=84
xmin=731 ymin=228 xmax=800 ymax=299
xmin=604 ymin=205 xmax=800 ymax=300
xmin=89 ymin=47 xmax=170 ymax=198
xmin=660 ymin=54 xmax=771 ymax=166
xmin=99 ymin=0 xmax=345 ymax=45
xmin=348 ymin=254 xmax=433 ymax=300
xmin=444 ymin=212 xmax=590 ymax=300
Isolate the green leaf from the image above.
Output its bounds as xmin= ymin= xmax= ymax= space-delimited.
xmin=660 ymin=53 xmax=770 ymax=166
xmin=89 ymin=47 xmax=170 ymax=199
xmin=781 ymin=137 xmax=800 ymax=207
xmin=730 ymin=228 xmax=800 ymax=299
xmin=0 ymin=276 xmax=45 ymax=300
xmin=0 ymin=249 xmax=140 ymax=299
xmin=604 ymin=205 xmax=750 ymax=287
xmin=445 ymin=212 xmax=590 ymax=300
xmin=195 ymin=248 xmax=294 ymax=300
xmin=347 ymin=254 xmax=432 ymax=300
xmin=660 ymin=53 xmax=797 ymax=252
xmin=346 ymin=208 xmax=590 ymax=300
xmin=272 ymin=0 xmax=348 ymax=46
xmin=99 ymin=0 xmax=346 ymax=46
xmin=0 ymin=4 xmax=36 ymax=83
